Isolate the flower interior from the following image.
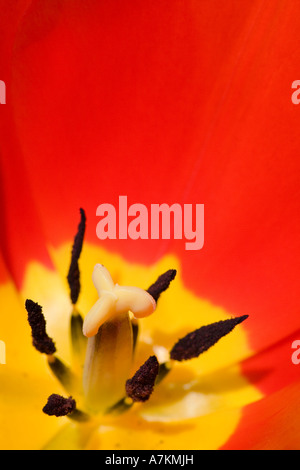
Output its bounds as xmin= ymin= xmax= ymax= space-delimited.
xmin=24 ymin=209 xmax=248 ymax=425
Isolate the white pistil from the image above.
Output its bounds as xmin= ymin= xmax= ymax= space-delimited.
xmin=82 ymin=264 xmax=157 ymax=414
xmin=82 ymin=312 xmax=134 ymax=414
xmin=82 ymin=264 xmax=156 ymax=337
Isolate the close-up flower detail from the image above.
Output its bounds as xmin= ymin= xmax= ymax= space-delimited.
xmin=1 ymin=0 xmax=300 ymax=451
xmin=23 ymin=211 xmax=249 ymax=444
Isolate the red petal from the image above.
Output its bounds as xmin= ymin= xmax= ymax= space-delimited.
xmin=223 ymin=380 xmax=300 ymax=450
xmin=242 ymin=329 xmax=300 ymax=396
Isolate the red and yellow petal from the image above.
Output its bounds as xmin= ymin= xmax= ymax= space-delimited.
xmin=0 ymin=0 xmax=300 ymax=450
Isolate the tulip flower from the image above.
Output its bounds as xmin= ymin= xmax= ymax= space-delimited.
xmin=0 ymin=1 xmax=300 ymax=450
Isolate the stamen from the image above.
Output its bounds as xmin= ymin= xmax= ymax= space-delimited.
xmin=25 ymin=300 xmax=81 ymax=393
xmin=70 ymin=307 xmax=87 ymax=371
xmin=25 ymin=299 xmax=56 ymax=355
xmin=125 ymin=355 xmax=159 ymax=402
xmin=67 ymin=208 xmax=86 ymax=305
xmin=156 ymin=360 xmax=173 ymax=384
xmin=47 ymin=355 xmax=82 ymax=395
xmin=43 ymin=394 xmax=76 ymax=417
xmin=170 ymin=315 xmax=249 ymax=361
xmin=147 ymin=269 xmax=177 ymax=302
xmin=42 ymin=394 xmax=88 ymax=421
xmin=105 ymin=396 xmax=134 ymax=415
